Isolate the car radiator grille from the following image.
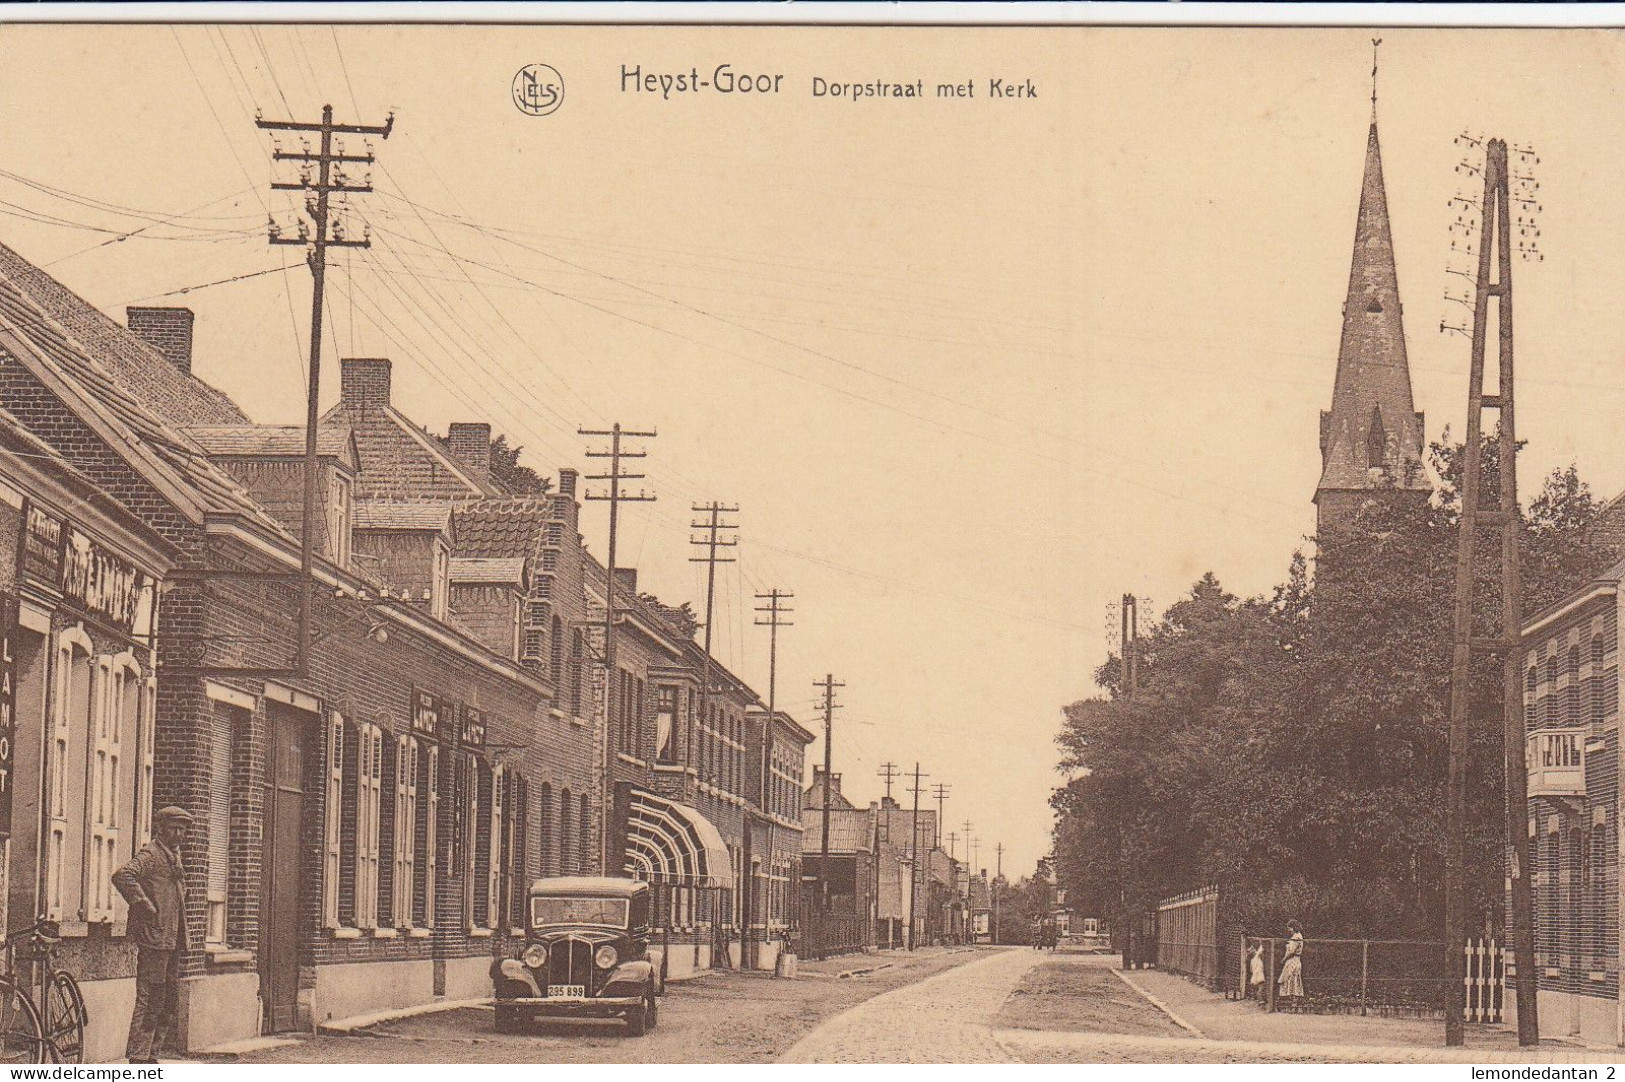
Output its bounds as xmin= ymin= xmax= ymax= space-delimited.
xmin=547 ymin=939 xmax=595 ymax=992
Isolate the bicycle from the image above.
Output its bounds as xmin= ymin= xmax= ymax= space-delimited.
xmin=0 ymin=920 xmax=87 ymax=1064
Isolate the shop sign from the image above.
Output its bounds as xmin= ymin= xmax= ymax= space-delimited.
xmin=20 ymin=501 xmax=149 ymax=633
xmin=460 ymin=704 xmax=487 ymax=748
xmin=20 ymin=501 xmax=64 ymax=585
xmin=61 ymin=527 xmax=148 ymax=632
xmin=411 ymin=687 xmax=445 ymax=739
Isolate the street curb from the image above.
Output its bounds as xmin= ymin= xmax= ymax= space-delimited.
xmin=319 ymin=997 xmax=492 ymax=1034
xmin=1111 ymin=967 xmax=1207 ymax=1038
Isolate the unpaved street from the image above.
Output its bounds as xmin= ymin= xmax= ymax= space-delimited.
xmin=229 ymin=948 xmax=986 ymax=1064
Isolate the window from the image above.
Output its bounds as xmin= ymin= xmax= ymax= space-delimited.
xmin=86 ymin=653 xmax=139 ymax=923
xmin=393 ymin=736 xmax=419 ymax=928
xmin=468 ymin=754 xmax=490 ymax=930
xmin=550 ymin=616 xmax=564 ymax=682
xmin=571 ymin=632 xmax=585 ymax=717
xmin=1593 ymin=637 xmax=1608 ymax=725
xmin=355 ymin=721 xmax=384 ymax=929
xmin=538 ymin=784 xmax=554 ymax=877
xmin=560 ymin=790 xmax=574 ymax=875
xmin=655 ymin=687 xmax=678 ymax=763
xmin=431 ymin=540 xmax=450 ymax=622
xmin=323 ymin=714 xmax=345 ymax=928
xmin=508 ymin=775 xmax=527 ymax=929
xmin=45 ymin=626 xmax=92 ymax=923
xmin=328 ymin=471 xmax=353 ymax=567
xmin=1366 ymin=407 xmax=1387 ymax=469
xmin=487 ymin=766 xmax=504 ymax=930
xmin=204 ymin=704 xmax=237 ymax=945
xmin=579 ymin=793 xmax=590 ymax=877
xmin=1526 ymin=664 xmax=1539 ymax=733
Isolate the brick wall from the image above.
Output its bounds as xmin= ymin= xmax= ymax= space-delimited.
xmin=1521 ymin=596 xmax=1620 ymax=1002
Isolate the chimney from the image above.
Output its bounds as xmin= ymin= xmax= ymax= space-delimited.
xmin=557 ymin=468 xmax=578 ymax=497
xmin=447 ymin=422 xmax=492 ymax=482
xmin=614 ymin=567 xmax=638 ymax=594
xmin=340 ymin=357 xmax=392 ymax=410
xmin=126 ymin=307 xmax=195 ymax=374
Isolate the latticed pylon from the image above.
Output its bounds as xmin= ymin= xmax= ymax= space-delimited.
xmin=1442 ymin=137 xmax=1538 ymax=1048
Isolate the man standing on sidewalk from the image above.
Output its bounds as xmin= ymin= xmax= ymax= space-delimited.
xmin=113 ymin=807 xmax=195 ymax=1063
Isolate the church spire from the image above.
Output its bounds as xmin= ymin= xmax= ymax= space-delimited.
xmin=1314 ymin=79 xmax=1430 ymax=532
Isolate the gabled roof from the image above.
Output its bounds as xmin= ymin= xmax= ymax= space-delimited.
xmin=184 ymin=424 xmax=360 ymax=472
xmin=453 ymin=497 xmax=557 ymax=558
xmin=1316 ymin=118 xmax=1429 ymax=499
xmin=353 ymin=501 xmax=454 ymax=534
xmin=0 ymin=266 xmax=289 ymax=540
xmin=321 ymin=401 xmax=501 ymax=502
xmin=449 ymin=556 xmax=528 ymax=587
xmin=0 ymin=239 xmax=248 ymax=427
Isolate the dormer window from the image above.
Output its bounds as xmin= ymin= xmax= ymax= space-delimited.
xmin=431 ymin=538 xmax=450 ymax=621
xmin=328 ymin=472 xmax=353 ymax=567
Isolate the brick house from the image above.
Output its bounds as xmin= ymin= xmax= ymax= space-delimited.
xmin=801 ymin=769 xmax=878 ymax=951
xmin=0 ymin=237 xmax=810 ymax=1052
xmin=1512 ymin=564 xmax=1625 ymax=1045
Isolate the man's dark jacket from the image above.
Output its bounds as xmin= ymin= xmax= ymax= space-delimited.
xmin=112 ymin=840 xmax=190 ymax=951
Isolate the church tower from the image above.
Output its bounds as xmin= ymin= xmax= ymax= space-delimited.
xmin=1314 ymin=99 xmax=1430 ymax=535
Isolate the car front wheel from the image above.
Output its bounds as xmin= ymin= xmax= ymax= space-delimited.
xmin=494 ymin=1006 xmax=527 ymax=1034
xmin=625 ymin=990 xmax=656 ymax=1036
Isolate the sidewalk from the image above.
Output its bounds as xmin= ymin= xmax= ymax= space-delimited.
xmin=1118 ymin=963 xmax=1625 ymax=1063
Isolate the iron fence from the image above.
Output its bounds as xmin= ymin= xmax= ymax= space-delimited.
xmin=1239 ymin=935 xmax=1502 ymax=1019
xmin=794 ymin=912 xmax=872 ymax=961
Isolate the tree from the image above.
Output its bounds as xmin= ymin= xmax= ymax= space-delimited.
xmin=1052 ymin=438 xmax=1618 ymax=941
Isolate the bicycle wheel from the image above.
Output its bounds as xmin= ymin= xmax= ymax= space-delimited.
xmin=0 ymin=978 xmax=45 ymax=1064
xmin=44 ymin=972 xmax=85 ymax=1064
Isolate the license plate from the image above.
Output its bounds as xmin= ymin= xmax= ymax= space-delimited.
xmin=548 ymin=985 xmax=586 ymax=999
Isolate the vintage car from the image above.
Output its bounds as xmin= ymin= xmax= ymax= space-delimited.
xmin=491 ymin=876 xmax=665 ymax=1035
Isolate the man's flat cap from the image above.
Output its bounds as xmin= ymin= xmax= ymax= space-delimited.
xmin=154 ymin=806 xmax=195 ymax=826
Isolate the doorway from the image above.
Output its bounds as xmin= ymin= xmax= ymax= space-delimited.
xmin=259 ymin=702 xmax=309 ymax=1032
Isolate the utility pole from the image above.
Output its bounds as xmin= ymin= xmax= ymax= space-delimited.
xmin=963 ymin=819 xmax=975 ymax=943
xmin=753 ymin=587 xmax=793 ymax=966
xmin=258 ymin=105 xmax=391 ymax=674
xmin=814 ymin=675 xmax=843 ymax=911
xmin=906 ymin=763 xmax=928 ymax=950
xmin=994 ymin=842 xmax=1005 ymax=946
xmin=1442 ymin=134 xmax=1540 ymax=1047
xmin=579 ymin=423 xmax=657 ymax=870
xmin=931 ymin=783 xmax=950 ymax=849
xmin=690 ymin=503 xmax=740 ymax=776
xmin=876 ymin=761 xmax=899 ymax=802
xmin=1120 ymin=593 xmax=1140 ymax=697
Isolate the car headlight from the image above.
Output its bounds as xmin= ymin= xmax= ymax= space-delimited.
xmin=594 ymin=945 xmax=618 ymax=970
xmin=522 ymin=944 xmax=547 ymax=969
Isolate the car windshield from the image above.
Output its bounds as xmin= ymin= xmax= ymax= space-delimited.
xmin=531 ymin=896 xmax=629 ymax=927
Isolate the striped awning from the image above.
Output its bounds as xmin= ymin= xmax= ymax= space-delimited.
xmin=624 ymin=789 xmax=731 ymax=888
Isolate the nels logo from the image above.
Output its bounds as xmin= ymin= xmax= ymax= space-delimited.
xmin=513 ymin=63 xmax=564 ymax=116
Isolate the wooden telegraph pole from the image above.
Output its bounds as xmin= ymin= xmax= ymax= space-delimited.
xmin=1442 ymin=135 xmax=1539 ymax=1047
xmin=257 ymin=105 xmax=392 ymax=673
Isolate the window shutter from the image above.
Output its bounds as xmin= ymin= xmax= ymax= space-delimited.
xmin=421 ymin=744 xmax=439 ymax=927
xmin=137 ymin=677 xmax=157 ymax=848
xmin=207 ymin=708 xmax=232 ymax=900
xmin=324 ymin=714 xmax=345 ymax=928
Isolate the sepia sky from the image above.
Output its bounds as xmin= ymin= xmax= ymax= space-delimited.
xmin=1 ymin=23 xmax=1623 ymax=882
